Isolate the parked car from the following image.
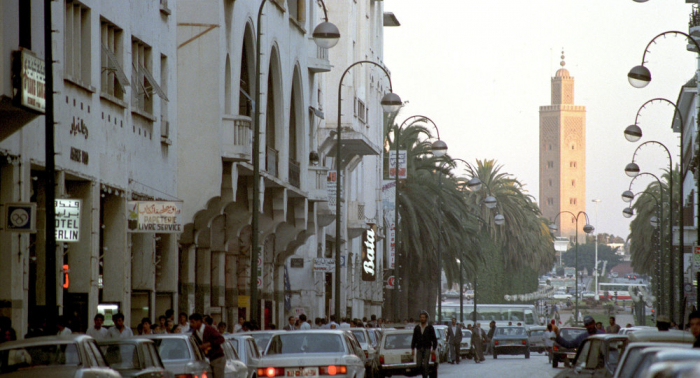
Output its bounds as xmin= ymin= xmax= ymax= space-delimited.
xmin=527 ymin=326 xmax=547 ymax=354
xmin=554 ymin=334 xmax=627 ymax=378
xmin=220 ymin=338 xmax=249 ymax=378
xmin=367 ymin=328 xmax=382 ymax=349
xmin=97 ymin=338 xmax=169 ymax=378
xmin=0 ymin=334 xmax=121 ymax=378
xmin=459 ymin=329 xmax=473 ymax=360
xmin=616 ymin=326 xmax=655 ymax=335
xmin=646 ymin=360 xmax=700 ymax=378
xmin=224 ymin=334 xmax=261 ymax=378
xmin=630 ymin=348 xmax=700 ymax=377
xmin=553 ymin=292 xmax=573 ymax=300
xmin=552 ymin=327 xmax=587 ymax=368
xmin=351 ymin=328 xmax=380 ymax=378
xmin=432 ymin=325 xmax=448 ymax=363
xmin=465 ymin=290 xmax=474 ymax=300
xmin=258 ymin=330 xmax=366 ymax=378
xmin=140 ymin=333 xmax=210 ymax=378
xmin=240 ymin=331 xmax=285 ymax=355
xmin=612 ymin=330 xmax=694 ymax=378
xmin=377 ymin=329 xmax=438 ymax=378
xmin=491 ymin=326 xmax=529 ymax=359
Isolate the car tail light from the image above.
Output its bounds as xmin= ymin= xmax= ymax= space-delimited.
xmin=257 ymin=367 xmax=284 ymax=377
xmin=553 ymin=345 xmax=559 ymax=351
xmin=365 ymin=351 xmax=369 ymax=358
xmin=431 ymin=353 xmax=436 ymax=362
xmin=175 ymin=375 xmax=195 ymax=378
xmin=379 ymin=355 xmax=384 ymax=364
xmin=320 ymin=365 xmax=347 ymax=375
xmin=494 ymin=340 xmax=499 ymax=345
xmin=202 ymin=373 xmax=208 ymax=378
xmin=522 ymin=340 xmax=527 ymax=345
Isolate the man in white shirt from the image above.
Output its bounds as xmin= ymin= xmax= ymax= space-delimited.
xmin=87 ymin=314 xmax=110 ymax=340
xmin=56 ymin=316 xmax=72 ymax=336
xmin=233 ymin=316 xmax=245 ymax=333
xmin=108 ymin=313 xmax=134 ymax=339
xmin=299 ymin=314 xmax=311 ymax=330
xmin=178 ymin=312 xmax=191 ymax=334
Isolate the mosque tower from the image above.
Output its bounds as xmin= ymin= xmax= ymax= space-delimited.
xmin=539 ymin=51 xmax=587 ymax=244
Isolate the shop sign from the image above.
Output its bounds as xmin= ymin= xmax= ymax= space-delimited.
xmin=14 ymin=49 xmax=45 ymax=113
xmin=127 ymin=201 xmax=183 ymax=233
xmin=313 ymin=258 xmax=335 ymax=272
xmin=4 ymin=202 xmax=37 ymax=233
xmin=56 ymin=199 xmax=81 ymax=242
xmin=362 ymin=224 xmax=377 ymax=281
xmin=290 ymin=258 xmax=304 ymax=268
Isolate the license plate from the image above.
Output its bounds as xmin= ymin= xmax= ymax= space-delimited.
xmin=285 ymin=368 xmax=319 ymax=377
xmin=567 ymin=353 xmax=576 ymax=360
xmin=401 ymin=354 xmax=413 ymax=363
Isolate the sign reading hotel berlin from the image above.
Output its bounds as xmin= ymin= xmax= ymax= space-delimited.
xmin=55 ymin=199 xmax=81 ymax=242
xmin=361 ymin=224 xmax=377 ymax=281
xmin=127 ymin=201 xmax=183 ymax=233
xmin=16 ymin=49 xmax=46 ymax=113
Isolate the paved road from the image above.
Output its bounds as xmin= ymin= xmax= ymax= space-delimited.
xmin=390 ymin=353 xmax=560 ymax=378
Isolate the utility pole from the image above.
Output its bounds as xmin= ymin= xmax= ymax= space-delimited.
xmin=593 ymin=199 xmax=602 ymax=301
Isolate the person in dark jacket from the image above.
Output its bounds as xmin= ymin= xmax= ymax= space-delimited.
xmin=689 ymin=311 xmax=700 ymax=348
xmin=190 ymin=313 xmax=226 ymax=378
xmin=445 ymin=317 xmax=462 ymax=364
xmin=485 ymin=321 xmax=496 ymax=355
xmin=554 ymin=315 xmax=603 ymax=349
xmin=411 ymin=311 xmax=437 ymax=378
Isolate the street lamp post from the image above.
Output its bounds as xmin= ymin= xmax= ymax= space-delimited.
xmin=628 ymin=30 xmax=700 ymax=324
xmin=433 ymin=140 xmax=449 ymax=324
xmin=549 ymin=212 xmax=594 ymax=325
xmin=592 ymin=199 xmax=602 ymax=302
xmin=335 ymin=61 xmax=401 ymax=320
xmin=251 ymin=0 xmax=340 ymax=325
xmin=391 ymin=115 xmax=445 ymax=321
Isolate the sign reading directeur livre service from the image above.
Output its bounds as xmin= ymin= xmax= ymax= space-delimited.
xmin=55 ymin=199 xmax=81 ymax=242
xmin=127 ymin=201 xmax=183 ymax=233
xmin=17 ymin=49 xmax=46 ymax=113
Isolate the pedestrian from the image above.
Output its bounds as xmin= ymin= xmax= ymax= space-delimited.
xmin=166 ymin=318 xmax=176 ymax=333
xmin=109 ymin=313 xmax=134 ymax=338
xmin=165 ymin=309 xmax=175 ymax=323
xmin=140 ymin=318 xmax=153 ymax=335
xmin=544 ymin=323 xmax=555 ymax=364
xmin=657 ymin=315 xmax=671 ymax=331
xmin=369 ymin=314 xmax=377 ymax=327
xmin=471 ymin=323 xmax=486 ymax=363
xmin=56 ymin=315 xmax=72 ymax=336
xmin=410 ymin=311 xmax=437 ymax=378
xmin=445 ymin=317 xmax=462 ymax=364
xmin=605 ymin=316 xmax=620 ymax=334
xmin=299 ymin=314 xmax=311 ymax=330
xmin=688 ymin=311 xmax=700 ymax=348
xmin=595 ymin=322 xmax=604 ymax=333
xmin=0 ymin=316 xmax=17 ymax=343
xmin=550 ymin=319 xmax=559 ymax=335
xmin=554 ymin=315 xmax=602 ymax=350
xmin=234 ymin=316 xmax=245 ymax=333
xmin=217 ymin=322 xmax=228 ymax=335
xmin=154 ymin=315 xmax=168 ymax=334
xmin=178 ymin=312 xmax=191 ymax=334
xmin=190 ymin=313 xmax=226 ymax=378
xmin=204 ymin=315 xmax=214 ymax=326
xmin=283 ymin=316 xmax=296 ymax=331
xmin=485 ymin=321 xmax=496 ymax=356
xmin=87 ymin=314 xmax=109 ymax=340
xmin=670 ymin=321 xmax=679 ymax=330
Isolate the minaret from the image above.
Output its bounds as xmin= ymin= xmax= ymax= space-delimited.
xmin=539 ymin=51 xmax=587 ymax=244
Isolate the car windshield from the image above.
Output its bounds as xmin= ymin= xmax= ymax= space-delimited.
xmin=367 ymin=331 xmax=377 ymax=346
xmin=151 ymin=338 xmax=191 ymax=361
xmin=351 ymin=330 xmax=366 ymax=343
xmin=384 ymin=334 xmax=413 ymax=350
xmin=560 ymin=329 xmax=587 ymax=341
xmin=250 ymin=333 xmax=274 ymax=352
xmin=266 ymin=334 xmax=345 ymax=355
xmin=495 ymin=327 xmax=526 ymax=336
xmin=229 ymin=339 xmax=239 ymax=354
xmin=0 ymin=344 xmax=81 ymax=373
xmin=462 ymin=330 xmax=472 ymax=339
xmin=99 ymin=344 xmax=139 ymax=370
xmin=607 ymin=340 xmax=625 ymax=369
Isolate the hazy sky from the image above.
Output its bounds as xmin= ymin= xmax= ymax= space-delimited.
xmin=384 ymin=1 xmax=696 ymax=238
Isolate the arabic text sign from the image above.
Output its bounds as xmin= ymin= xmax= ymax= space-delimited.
xmin=128 ymin=201 xmax=183 ymax=233
xmin=388 ymin=150 xmax=407 ymax=179
xmin=56 ymin=199 xmax=81 ymax=242
xmin=19 ymin=50 xmax=46 ymax=113
xmin=313 ymin=258 xmax=335 ymax=272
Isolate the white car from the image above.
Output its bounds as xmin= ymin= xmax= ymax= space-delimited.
xmin=257 ymin=330 xmax=365 ymax=378
xmin=377 ymin=329 xmax=438 ymax=378
xmin=552 ymin=292 xmax=572 ymax=300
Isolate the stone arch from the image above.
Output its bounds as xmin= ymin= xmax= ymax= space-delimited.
xmin=238 ymin=21 xmax=255 ymax=117
xmin=265 ymin=44 xmax=284 ymax=177
xmin=225 ymin=54 xmax=232 ymax=114
xmin=289 ymin=63 xmax=304 ymax=166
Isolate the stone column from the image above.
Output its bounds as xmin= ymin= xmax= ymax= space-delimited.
xmin=195 ymin=247 xmax=211 ymax=314
xmin=102 ymin=195 xmax=129 ymax=310
xmin=179 ymin=244 xmax=196 ymax=316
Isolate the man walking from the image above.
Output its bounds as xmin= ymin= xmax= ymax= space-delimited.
xmin=471 ymin=323 xmax=486 ymax=363
xmin=283 ymin=316 xmax=296 ymax=331
xmin=190 ymin=313 xmax=226 ymax=378
xmin=109 ymin=313 xmax=133 ymax=338
xmin=87 ymin=314 xmax=109 ymax=340
xmin=688 ymin=311 xmax=700 ymax=348
xmin=411 ymin=311 xmax=437 ymax=378
xmin=605 ymin=316 xmax=620 ymax=334
xmin=445 ymin=317 xmax=462 ymax=364
xmin=485 ymin=321 xmax=496 ymax=356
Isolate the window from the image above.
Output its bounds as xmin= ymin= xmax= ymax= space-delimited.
xmin=160 ymin=54 xmax=169 ymax=138
xmin=549 ymin=179 xmax=552 ymax=187
xmin=100 ymin=19 xmax=128 ymax=100
xmin=65 ymin=0 xmax=91 ymax=84
xmin=288 ymin=0 xmax=306 ymax=25
xmin=572 ymin=180 xmax=575 ymax=187
xmin=357 ymin=99 xmax=367 ymax=124
xmin=547 ymin=198 xmax=554 ymax=205
xmin=547 ymin=161 xmax=554 ymax=169
xmin=549 ymin=144 xmax=552 ymax=150
xmin=131 ymin=38 xmax=167 ymax=115
xmin=570 ymin=198 xmax=577 ymax=205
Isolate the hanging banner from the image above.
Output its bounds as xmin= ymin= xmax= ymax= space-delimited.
xmin=362 ymin=224 xmax=377 ymax=281
xmin=382 ymin=181 xmax=396 ymax=269
xmin=127 ymin=201 xmax=183 ymax=233
xmin=388 ymin=150 xmax=407 ymax=179
xmin=55 ymin=199 xmax=81 ymax=242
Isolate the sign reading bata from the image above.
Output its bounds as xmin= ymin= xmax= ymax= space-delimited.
xmin=127 ymin=201 xmax=183 ymax=233
xmin=362 ymin=224 xmax=377 ymax=281
xmin=56 ymin=199 xmax=81 ymax=242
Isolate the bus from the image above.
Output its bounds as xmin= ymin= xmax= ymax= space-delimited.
xmin=597 ymin=283 xmax=648 ymax=300
xmin=438 ymin=302 xmax=542 ymax=332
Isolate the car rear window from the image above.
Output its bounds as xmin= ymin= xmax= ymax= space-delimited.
xmin=267 ymin=334 xmax=345 ymax=355
xmin=560 ymin=329 xmax=587 ymax=341
xmin=352 ymin=330 xmax=366 ymax=343
xmin=495 ymin=327 xmax=526 ymax=336
xmin=384 ymin=334 xmax=413 ymax=350
xmin=152 ymin=338 xmax=191 ymax=361
xmin=100 ymin=344 xmax=139 ymax=370
xmin=0 ymin=343 xmax=81 ymax=373
xmin=531 ymin=330 xmax=544 ymax=336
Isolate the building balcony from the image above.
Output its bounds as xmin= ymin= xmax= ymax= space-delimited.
xmin=289 ymin=160 xmax=300 ymax=189
xmin=325 ymin=129 xmax=382 ymax=165
xmin=347 ymin=201 xmax=368 ymax=239
xmin=221 ymin=115 xmax=252 ymax=162
xmin=266 ymin=147 xmax=279 ymax=177
xmin=308 ymin=166 xmax=329 ymax=202
xmin=308 ymin=38 xmax=331 ymax=73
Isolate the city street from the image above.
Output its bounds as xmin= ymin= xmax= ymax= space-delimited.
xmin=392 ymin=354 xmax=560 ymax=378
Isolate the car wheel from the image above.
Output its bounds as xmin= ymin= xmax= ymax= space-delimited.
xmin=525 ymin=351 xmax=530 ymax=359
xmin=552 ymin=358 xmax=558 ymax=368
xmin=429 ymin=367 xmax=438 ymax=378
xmin=493 ymin=351 xmax=497 ymax=359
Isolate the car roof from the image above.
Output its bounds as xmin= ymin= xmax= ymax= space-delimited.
xmin=224 ymin=334 xmax=255 ymax=341
xmin=383 ymin=329 xmax=413 ymax=335
xmin=586 ymin=334 xmax=627 ymax=341
xmin=138 ymin=333 xmax=193 ymax=340
xmin=653 ymin=348 xmax=700 ymax=360
xmin=97 ymin=338 xmax=154 ymax=345
xmin=627 ymin=329 xmax=694 ymax=343
xmin=0 ymin=334 xmax=93 ymax=350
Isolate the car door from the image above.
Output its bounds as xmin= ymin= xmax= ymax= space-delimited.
xmin=344 ymin=335 xmax=365 ymax=378
xmin=146 ymin=342 xmax=168 ymax=378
